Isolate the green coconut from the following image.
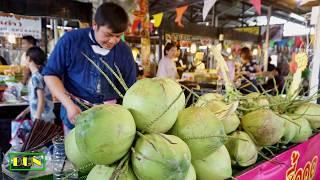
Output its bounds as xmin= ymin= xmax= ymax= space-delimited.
xmin=295 ymin=103 xmax=320 ymax=129
xmin=243 ymin=92 xmax=269 ymax=110
xmin=65 ymin=128 xmax=93 ymax=172
xmin=132 ymin=133 xmax=191 ymax=180
xmin=225 ymin=131 xmax=258 ymax=167
xmin=269 ymin=95 xmax=288 ymax=113
xmin=185 ymin=165 xmax=196 ymax=180
xmin=86 ymin=165 xmax=137 ymax=180
xmin=280 ymin=115 xmax=299 ymax=144
xmin=195 ymin=93 xmax=224 ymax=107
xmin=193 ymin=145 xmax=232 ymax=180
xmin=87 ymin=165 xmax=114 ymax=180
xmin=203 ymin=100 xmax=240 ymax=134
xmin=123 ymin=78 xmax=185 ymax=133
xmin=75 ymin=104 xmax=136 ymax=165
xmin=170 ymin=106 xmax=226 ymax=160
xmin=241 ymin=109 xmax=285 ymax=146
xmin=288 ymin=114 xmax=313 ymax=143
xmin=223 ymin=114 xmax=240 ymax=134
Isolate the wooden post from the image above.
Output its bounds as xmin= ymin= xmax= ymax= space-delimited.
xmin=140 ymin=0 xmax=151 ymax=77
xmin=309 ymin=9 xmax=320 ymax=101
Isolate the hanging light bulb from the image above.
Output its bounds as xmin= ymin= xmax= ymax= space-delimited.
xmin=7 ymin=34 xmax=16 ymax=44
xmin=252 ymin=48 xmax=258 ymax=56
xmin=227 ymin=47 xmax=232 ymax=54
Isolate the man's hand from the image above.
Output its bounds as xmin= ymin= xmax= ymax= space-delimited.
xmin=66 ymin=103 xmax=82 ymax=124
xmin=44 ymin=76 xmax=82 ymax=125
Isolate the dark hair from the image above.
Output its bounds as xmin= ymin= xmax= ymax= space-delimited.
xmin=164 ymin=43 xmax=176 ymax=56
xmin=26 ymin=47 xmax=46 ymax=66
xmin=22 ymin=36 xmax=37 ymax=46
xmin=240 ymin=47 xmax=252 ymax=61
xmin=0 ymin=56 xmax=7 ymax=65
xmin=95 ymin=2 xmax=129 ymax=33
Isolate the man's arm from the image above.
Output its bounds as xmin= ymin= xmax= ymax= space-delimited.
xmin=44 ymin=76 xmax=81 ymax=124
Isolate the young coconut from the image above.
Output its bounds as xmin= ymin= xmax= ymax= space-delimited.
xmin=75 ymin=104 xmax=136 ymax=165
xmin=288 ymin=114 xmax=313 ymax=143
xmin=194 ymin=93 xmax=224 ymax=107
xmin=242 ymin=92 xmax=269 ymax=111
xmin=280 ymin=115 xmax=299 ymax=144
xmin=185 ymin=165 xmax=196 ymax=180
xmin=86 ymin=164 xmax=137 ymax=180
xmin=193 ymin=145 xmax=232 ymax=180
xmin=123 ymin=78 xmax=185 ymax=133
xmin=225 ymin=131 xmax=258 ymax=167
xmin=170 ymin=106 xmax=226 ymax=160
xmin=204 ymin=100 xmax=240 ymax=134
xmin=131 ymin=133 xmax=191 ymax=180
xmin=65 ymin=128 xmax=93 ymax=173
xmin=294 ymin=103 xmax=320 ymax=129
xmin=241 ymin=109 xmax=285 ymax=146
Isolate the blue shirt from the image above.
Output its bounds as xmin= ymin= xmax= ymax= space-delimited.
xmin=28 ymin=71 xmax=55 ymax=122
xmin=43 ymin=28 xmax=137 ymax=129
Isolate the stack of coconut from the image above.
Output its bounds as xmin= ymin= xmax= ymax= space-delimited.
xmin=64 ymin=77 xmax=320 ymax=180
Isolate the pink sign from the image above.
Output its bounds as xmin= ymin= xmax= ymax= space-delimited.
xmin=237 ymin=133 xmax=320 ymax=180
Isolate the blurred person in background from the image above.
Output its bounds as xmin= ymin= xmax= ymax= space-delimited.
xmin=218 ymin=50 xmax=235 ymax=83
xmin=239 ymin=47 xmax=263 ymax=93
xmin=15 ymin=36 xmax=37 ymax=85
xmin=174 ymin=45 xmax=187 ymax=78
xmin=157 ymin=42 xmax=179 ymax=79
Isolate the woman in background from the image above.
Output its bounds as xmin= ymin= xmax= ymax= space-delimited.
xmin=239 ymin=47 xmax=263 ymax=93
xmin=157 ymin=43 xmax=179 ymax=80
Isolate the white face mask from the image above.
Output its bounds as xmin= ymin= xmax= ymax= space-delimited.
xmin=91 ymin=45 xmax=110 ymax=56
xmin=89 ymin=32 xmax=110 ymax=56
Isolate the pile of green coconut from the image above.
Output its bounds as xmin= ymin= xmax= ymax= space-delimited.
xmin=64 ymin=77 xmax=320 ymax=180
xmin=63 ymin=47 xmax=320 ymax=180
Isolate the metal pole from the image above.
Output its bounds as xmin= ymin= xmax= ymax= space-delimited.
xmin=43 ymin=18 xmax=48 ymax=55
xmin=263 ymin=6 xmax=272 ymax=72
xmin=211 ymin=4 xmax=215 ymax=26
xmin=159 ymin=28 xmax=163 ymax=60
xmin=309 ymin=10 xmax=320 ymax=102
xmin=53 ymin=19 xmax=58 ymax=46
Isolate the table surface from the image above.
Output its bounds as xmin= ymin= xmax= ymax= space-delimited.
xmin=0 ymin=101 xmax=28 ymax=107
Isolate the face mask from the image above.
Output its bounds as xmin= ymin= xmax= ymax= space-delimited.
xmin=91 ymin=45 xmax=110 ymax=56
xmin=89 ymin=32 xmax=110 ymax=56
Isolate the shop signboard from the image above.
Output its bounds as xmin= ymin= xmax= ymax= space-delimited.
xmin=234 ymin=27 xmax=260 ymax=36
xmin=237 ymin=133 xmax=320 ymax=180
xmin=0 ymin=12 xmax=41 ymax=39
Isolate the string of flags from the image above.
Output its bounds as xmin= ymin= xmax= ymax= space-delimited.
xmin=131 ymin=0 xmax=262 ymax=32
xmin=250 ymin=0 xmax=262 ymax=15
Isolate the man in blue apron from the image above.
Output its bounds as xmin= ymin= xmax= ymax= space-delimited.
xmin=43 ymin=2 xmax=137 ymax=134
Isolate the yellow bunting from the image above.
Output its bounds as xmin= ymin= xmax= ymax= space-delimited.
xmin=152 ymin=12 xmax=164 ymax=28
